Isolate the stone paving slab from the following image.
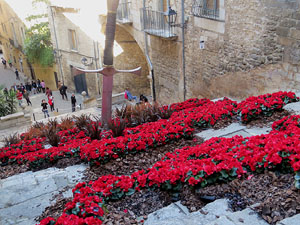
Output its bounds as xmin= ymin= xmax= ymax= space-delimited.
xmin=145 ymin=199 xmax=232 ymax=225
xmin=276 ymin=213 xmax=300 ymax=225
xmin=196 ymin=122 xmax=272 ymax=141
xmin=0 ymin=164 xmax=87 ymax=225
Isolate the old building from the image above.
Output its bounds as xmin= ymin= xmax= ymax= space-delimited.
xmin=48 ymin=3 xmax=150 ymax=98
xmin=0 ymin=0 xmax=32 ymax=80
xmin=112 ymin=0 xmax=300 ymax=103
xmin=0 ymin=0 xmax=58 ymax=90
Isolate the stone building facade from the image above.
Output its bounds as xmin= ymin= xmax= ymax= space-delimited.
xmin=115 ymin=0 xmax=300 ymax=103
xmin=0 ymin=0 xmax=58 ymax=90
xmin=48 ymin=6 xmax=101 ymax=97
xmin=48 ymin=4 xmax=150 ymax=99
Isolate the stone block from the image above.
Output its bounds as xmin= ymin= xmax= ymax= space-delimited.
xmin=280 ymin=19 xmax=297 ymax=28
xmin=144 ymin=202 xmax=189 ymax=225
xmin=290 ymin=29 xmax=300 ymax=40
xmin=226 ymin=208 xmax=269 ymax=225
xmin=277 ymin=213 xmax=300 ymax=225
xmin=206 ymin=216 xmax=236 ymax=225
xmin=276 ymin=27 xmax=290 ymax=37
xmin=0 ymin=192 xmax=56 ymax=223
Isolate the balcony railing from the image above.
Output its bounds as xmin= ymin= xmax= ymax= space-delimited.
xmin=140 ymin=8 xmax=177 ymax=39
xmin=192 ymin=0 xmax=220 ymax=20
xmin=117 ymin=2 xmax=132 ymax=24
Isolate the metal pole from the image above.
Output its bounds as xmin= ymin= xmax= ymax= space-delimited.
xmin=181 ymin=0 xmax=186 ymax=101
xmin=143 ymin=0 xmax=156 ymax=102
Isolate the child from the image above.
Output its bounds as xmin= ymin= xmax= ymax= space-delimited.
xmin=41 ymin=99 xmax=50 ymax=118
xmin=48 ymin=96 xmax=55 ymax=112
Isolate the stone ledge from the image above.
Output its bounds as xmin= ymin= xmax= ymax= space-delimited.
xmin=0 ymin=112 xmax=24 ymax=122
xmin=97 ymin=92 xmax=126 ymax=107
xmin=0 ymin=112 xmax=31 ymax=131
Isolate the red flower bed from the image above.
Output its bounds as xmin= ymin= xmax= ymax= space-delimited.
xmin=236 ymin=91 xmax=298 ymax=122
xmin=40 ymin=113 xmax=300 ymax=225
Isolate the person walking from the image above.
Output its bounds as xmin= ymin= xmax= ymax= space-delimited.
xmin=25 ymin=82 xmax=32 ymax=93
xmin=45 ymin=87 xmax=52 ymax=98
xmin=41 ymin=80 xmax=46 ymax=93
xmin=1 ymin=57 xmax=7 ymax=69
xmin=59 ymin=84 xmax=68 ymax=100
xmin=8 ymin=59 xmax=12 ymax=68
xmin=32 ymin=81 xmax=37 ymax=94
xmin=15 ymin=68 xmax=20 ymax=80
xmin=37 ymin=79 xmax=42 ymax=93
xmin=23 ymin=90 xmax=32 ymax=106
xmin=48 ymin=95 xmax=55 ymax=112
xmin=41 ymin=99 xmax=50 ymax=118
xmin=71 ymin=93 xmax=76 ymax=112
xmin=16 ymin=90 xmax=23 ymax=106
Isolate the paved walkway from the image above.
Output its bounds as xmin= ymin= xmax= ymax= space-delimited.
xmin=1 ymin=95 xmax=300 ymax=224
xmin=0 ymin=165 xmax=87 ymax=225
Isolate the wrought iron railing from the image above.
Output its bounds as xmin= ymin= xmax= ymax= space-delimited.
xmin=192 ymin=0 xmax=220 ymax=20
xmin=140 ymin=8 xmax=177 ymax=38
xmin=117 ymin=2 xmax=132 ymax=23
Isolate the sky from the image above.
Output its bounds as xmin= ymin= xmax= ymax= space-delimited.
xmin=6 ymin=0 xmax=108 ymax=41
xmin=6 ymin=0 xmax=123 ymax=55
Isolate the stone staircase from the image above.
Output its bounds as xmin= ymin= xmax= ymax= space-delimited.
xmin=144 ymin=199 xmax=300 ymax=225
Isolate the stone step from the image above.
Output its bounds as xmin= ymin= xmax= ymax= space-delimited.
xmin=144 ymin=199 xmax=232 ymax=225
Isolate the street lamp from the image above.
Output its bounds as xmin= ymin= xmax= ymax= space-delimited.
xmin=166 ymin=6 xmax=177 ymax=27
xmin=81 ymin=57 xmax=93 ymax=66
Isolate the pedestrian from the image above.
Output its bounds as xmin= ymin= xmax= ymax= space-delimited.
xmin=71 ymin=93 xmax=76 ymax=112
xmin=48 ymin=95 xmax=55 ymax=112
xmin=3 ymin=87 xmax=8 ymax=96
xmin=25 ymin=82 xmax=32 ymax=93
xmin=32 ymin=81 xmax=37 ymax=94
xmin=59 ymin=83 xmax=68 ymax=100
xmin=1 ymin=57 xmax=7 ymax=69
xmin=37 ymin=79 xmax=41 ymax=93
xmin=23 ymin=90 xmax=32 ymax=106
xmin=140 ymin=94 xmax=149 ymax=103
xmin=15 ymin=68 xmax=20 ymax=80
xmin=9 ymin=86 xmax=15 ymax=95
xmin=41 ymin=80 xmax=46 ymax=93
xmin=16 ymin=90 xmax=23 ymax=106
xmin=19 ymin=83 xmax=25 ymax=94
xmin=45 ymin=87 xmax=52 ymax=98
xmin=125 ymin=88 xmax=137 ymax=102
xmin=8 ymin=59 xmax=12 ymax=68
xmin=41 ymin=99 xmax=50 ymax=118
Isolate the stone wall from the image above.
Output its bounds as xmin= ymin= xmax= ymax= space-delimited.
xmin=0 ymin=112 xmax=31 ymax=130
xmin=184 ymin=0 xmax=300 ymax=100
xmin=113 ymin=25 xmax=150 ymax=97
xmin=124 ymin=0 xmax=300 ymax=103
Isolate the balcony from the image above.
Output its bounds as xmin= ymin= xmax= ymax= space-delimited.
xmin=192 ymin=0 xmax=220 ymax=20
xmin=117 ymin=2 xmax=132 ymax=24
xmin=140 ymin=8 xmax=177 ymax=39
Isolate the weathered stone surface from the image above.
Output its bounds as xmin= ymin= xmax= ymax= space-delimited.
xmin=226 ymin=208 xmax=269 ymax=225
xmin=0 ymin=164 xmax=88 ymax=225
xmin=196 ymin=123 xmax=247 ymax=140
xmin=145 ymin=199 xmax=231 ymax=225
xmin=277 ymin=213 xmax=300 ymax=225
xmin=283 ymin=102 xmax=300 ymax=113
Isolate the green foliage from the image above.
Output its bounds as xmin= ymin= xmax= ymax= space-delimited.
xmin=23 ymin=1 xmax=54 ymax=67
xmin=0 ymin=88 xmax=17 ymax=117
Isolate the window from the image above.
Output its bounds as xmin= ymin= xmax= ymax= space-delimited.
xmin=2 ymin=23 xmax=7 ymax=33
xmin=20 ymin=27 xmax=25 ymax=43
xmin=192 ymin=0 xmax=220 ymax=20
xmin=68 ymin=29 xmax=77 ymax=51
